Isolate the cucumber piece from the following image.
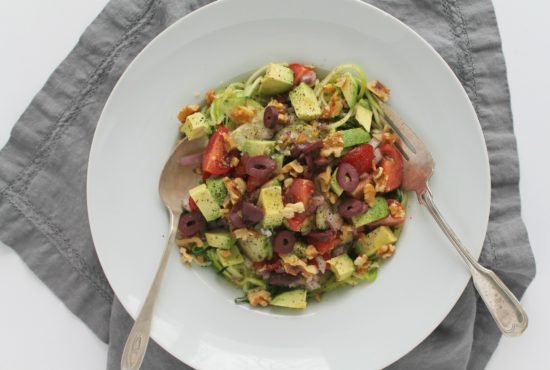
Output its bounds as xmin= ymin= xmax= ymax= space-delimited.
xmin=217 ymin=245 xmax=244 ymax=267
xmin=330 ymin=168 xmax=344 ymax=196
xmin=205 ymin=230 xmax=235 ymax=249
xmin=315 ymin=203 xmax=331 ymax=230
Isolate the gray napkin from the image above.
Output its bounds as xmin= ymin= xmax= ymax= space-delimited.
xmin=0 ymin=0 xmax=536 ymax=369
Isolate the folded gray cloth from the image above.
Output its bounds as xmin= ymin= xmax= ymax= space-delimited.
xmin=0 ymin=0 xmax=536 ymax=369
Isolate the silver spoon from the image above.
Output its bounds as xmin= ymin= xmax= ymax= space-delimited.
xmin=121 ymin=138 xmax=206 ymax=370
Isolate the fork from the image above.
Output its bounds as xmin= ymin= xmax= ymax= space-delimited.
xmin=380 ymin=103 xmax=528 ymax=336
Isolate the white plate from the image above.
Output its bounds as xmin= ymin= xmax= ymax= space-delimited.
xmin=87 ymin=0 xmax=490 ymax=368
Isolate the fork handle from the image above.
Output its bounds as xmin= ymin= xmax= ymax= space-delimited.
xmin=419 ymin=189 xmax=528 ymax=336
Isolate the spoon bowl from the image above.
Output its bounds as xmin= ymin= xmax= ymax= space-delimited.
xmin=121 ymin=137 xmax=205 ymax=370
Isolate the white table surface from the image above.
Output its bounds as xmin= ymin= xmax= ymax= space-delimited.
xmin=1 ymin=0 xmax=548 ymax=369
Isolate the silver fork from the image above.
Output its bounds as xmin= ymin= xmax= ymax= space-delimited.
xmin=381 ymin=103 xmax=528 ymax=336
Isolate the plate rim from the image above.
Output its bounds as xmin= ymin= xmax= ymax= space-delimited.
xmin=87 ymin=0 xmax=491 ymax=368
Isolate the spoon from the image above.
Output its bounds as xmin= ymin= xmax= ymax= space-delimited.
xmin=121 ymin=137 xmax=206 ymax=370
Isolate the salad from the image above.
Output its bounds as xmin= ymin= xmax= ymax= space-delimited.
xmin=175 ymin=63 xmax=407 ymax=309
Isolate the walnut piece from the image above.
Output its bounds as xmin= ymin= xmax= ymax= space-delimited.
xmin=320 ymin=131 xmax=344 ymax=158
xmin=373 ymin=167 xmax=388 ymax=193
xmin=320 ymin=94 xmax=344 ymax=119
xmin=315 ymin=166 xmax=332 ymax=195
xmin=363 ymin=183 xmax=376 ymax=207
xmin=247 ymin=289 xmax=272 ymax=307
xmin=339 ymin=224 xmax=354 ymax=244
xmin=176 ymin=236 xmax=204 ymax=248
xmin=283 ymin=177 xmax=294 ymax=188
xmin=377 ymin=244 xmax=396 ymax=259
xmin=282 ymin=160 xmax=304 ymax=177
xmin=282 ymin=202 xmax=305 ymax=219
xmin=381 ymin=128 xmax=398 ymax=144
xmin=389 ymin=201 xmax=405 ymax=218
xmin=179 ymin=247 xmax=193 ymax=264
xmin=223 ymin=176 xmax=246 ymax=204
xmin=229 ymin=105 xmax=256 ymax=125
xmin=232 ymin=228 xmax=258 ymax=241
xmin=322 ymin=84 xmax=337 ymax=94
xmin=354 ymin=254 xmax=370 ymax=275
xmin=367 ymin=80 xmax=390 ymax=102
xmin=281 ymin=254 xmax=318 ymax=277
xmin=305 ymin=245 xmax=319 ymax=260
xmin=205 ymin=89 xmax=216 ymax=104
xmin=177 ymin=105 xmax=200 ymax=123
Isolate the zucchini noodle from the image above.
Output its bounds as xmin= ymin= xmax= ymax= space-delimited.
xmin=244 ymin=76 xmax=262 ymax=97
xmin=366 ymin=90 xmax=383 ymax=129
xmin=328 ymin=106 xmax=355 ymax=131
xmin=315 ymin=64 xmax=368 ymax=100
xmin=245 ymin=64 xmax=269 ymax=88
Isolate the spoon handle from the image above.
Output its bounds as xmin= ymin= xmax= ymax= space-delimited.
xmin=419 ymin=189 xmax=528 ymax=336
xmin=121 ymin=210 xmax=179 ymax=370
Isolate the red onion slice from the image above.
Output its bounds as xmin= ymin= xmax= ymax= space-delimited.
xmin=179 ymin=152 xmax=203 ymax=166
xmin=369 ymin=137 xmax=380 ymax=149
xmin=326 ymin=211 xmax=344 ymax=231
xmin=374 ymin=148 xmax=383 ymax=165
xmin=315 ymin=256 xmax=327 ymax=274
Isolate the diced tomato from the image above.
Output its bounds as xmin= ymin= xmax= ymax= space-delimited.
xmin=202 ymin=127 xmax=231 ymax=175
xmin=286 ymin=213 xmax=308 ymax=232
xmin=289 ymin=63 xmax=314 ymax=86
xmin=379 ymin=143 xmax=403 ymax=192
xmin=188 ymin=197 xmax=199 ymax=212
xmin=254 ymin=258 xmax=282 ymax=272
xmin=340 ymin=143 xmax=375 ymax=174
xmin=284 ymin=179 xmax=314 ymax=204
xmin=284 ymin=179 xmax=314 ymax=231
xmin=308 ymin=236 xmax=340 ymax=255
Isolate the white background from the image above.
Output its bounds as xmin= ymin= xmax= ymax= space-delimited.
xmin=0 ymin=0 xmax=548 ymax=369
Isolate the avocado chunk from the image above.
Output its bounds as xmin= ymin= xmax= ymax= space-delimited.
xmin=238 ymin=234 xmax=273 ymax=262
xmin=206 ymin=177 xmax=227 ymax=206
xmin=217 ymin=245 xmax=244 ymax=267
xmin=339 ymin=72 xmax=359 ymax=108
xmin=330 ymin=168 xmax=344 ymax=196
xmin=355 ymin=226 xmax=397 ymax=256
xmin=352 ymin=196 xmax=389 ymax=227
xmin=327 ymin=254 xmax=355 ymax=281
xmin=292 ymin=241 xmax=308 ymax=259
xmin=258 ymin=64 xmax=294 ymax=96
xmin=258 ymin=186 xmax=284 ymax=228
xmin=180 ymin=112 xmax=210 ymax=140
xmin=289 ymin=83 xmax=321 ymax=121
xmin=355 ymin=104 xmax=373 ymax=132
xmin=340 ymin=128 xmax=371 ymax=148
xmin=261 ymin=178 xmax=281 ymax=189
xmin=270 ymin=289 xmax=307 ymax=309
xmin=205 ymin=230 xmax=235 ymax=249
xmin=241 ymin=139 xmax=276 ymax=156
xmin=189 ymin=184 xmax=221 ymax=221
